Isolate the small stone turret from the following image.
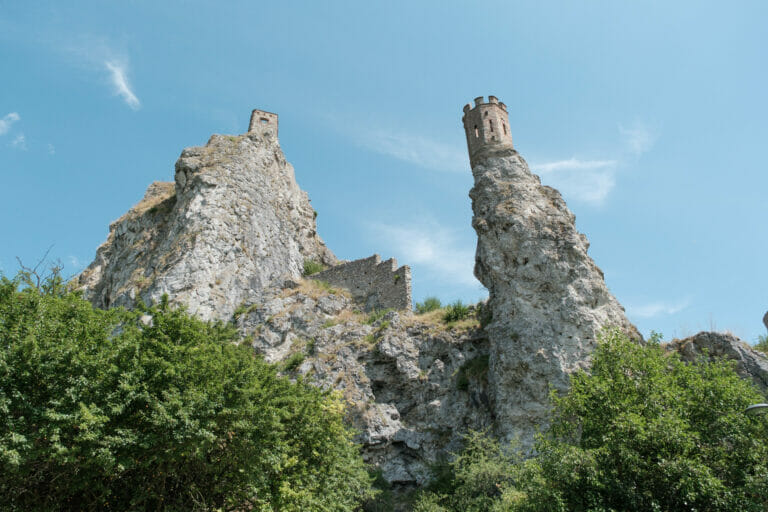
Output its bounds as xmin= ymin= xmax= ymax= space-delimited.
xmin=249 ymin=109 xmax=278 ymax=137
xmin=462 ymin=96 xmax=513 ymax=166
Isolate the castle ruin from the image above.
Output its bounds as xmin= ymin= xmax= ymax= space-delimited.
xmin=462 ymin=95 xmax=513 ymax=165
xmin=248 ymin=109 xmax=278 ymax=137
xmin=309 ymin=254 xmax=412 ymax=312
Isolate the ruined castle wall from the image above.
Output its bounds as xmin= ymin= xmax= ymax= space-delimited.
xmin=309 ymin=254 xmax=412 ymax=312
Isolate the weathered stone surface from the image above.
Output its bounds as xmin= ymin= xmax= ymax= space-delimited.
xmin=309 ymin=254 xmax=412 ymax=312
xmin=668 ymin=331 xmax=768 ymax=392
xmin=468 ymin=146 xmax=640 ymax=449
xmin=234 ymin=283 xmax=493 ymax=485
xmin=78 ymin=127 xmax=335 ymax=320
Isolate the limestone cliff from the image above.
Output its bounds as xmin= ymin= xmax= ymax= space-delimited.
xmin=469 ymin=145 xmax=640 ymax=448
xmin=78 ymin=128 xmax=335 ymax=320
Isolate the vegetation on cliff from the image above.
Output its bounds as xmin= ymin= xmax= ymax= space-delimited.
xmin=413 ymin=329 xmax=768 ymax=512
xmin=0 ymin=271 xmax=372 ymax=511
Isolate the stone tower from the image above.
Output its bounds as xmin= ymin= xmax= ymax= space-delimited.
xmin=248 ymin=109 xmax=278 ymax=137
xmin=462 ymin=96 xmax=513 ymax=166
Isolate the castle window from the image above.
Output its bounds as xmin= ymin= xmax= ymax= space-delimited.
xmin=503 ymin=123 xmax=507 ymax=135
xmin=260 ymin=118 xmax=268 ymax=124
xmin=489 ymin=120 xmax=494 ymax=132
xmin=474 ymin=125 xmax=479 ymax=138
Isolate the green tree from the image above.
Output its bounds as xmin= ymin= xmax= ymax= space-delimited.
xmin=0 ymin=271 xmax=372 ymax=511
xmin=416 ymin=329 xmax=768 ymax=512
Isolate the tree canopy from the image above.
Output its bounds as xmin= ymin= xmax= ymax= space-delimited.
xmin=0 ymin=271 xmax=372 ymax=511
xmin=415 ymin=329 xmax=768 ymax=512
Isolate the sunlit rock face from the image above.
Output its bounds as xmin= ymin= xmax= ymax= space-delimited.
xmin=78 ymin=129 xmax=336 ymax=321
xmin=469 ymin=145 xmax=640 ymax=449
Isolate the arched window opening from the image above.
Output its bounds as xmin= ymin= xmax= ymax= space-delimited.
xmin=489 ymin=120 xmax=494 ymax=132
xmin=474 ymin=125 xmax=479 ymax=138
xmin=503 ymin=123 xmax=507 ymax=135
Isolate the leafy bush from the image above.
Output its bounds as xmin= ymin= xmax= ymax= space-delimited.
xmin=443 ymin=300 xmax=470 ymax=322
xmin=282 ymin=351 xmax=306 ymax=372
xmin=416 ymin=328 xmax=768 ymax=511
xmin=415 ymin=296 xmax=442 ymax=314
xmin=303 ymin=259 xmax=325 ymax=276
xmin=0 ymin=271 xmax=373 ymax=510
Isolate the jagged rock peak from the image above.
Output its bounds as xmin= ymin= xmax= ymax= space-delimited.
xmin=78 ymin=122 xmax=336 ymax=320
xmin=467 ymin=142 xmax=639 ymax=449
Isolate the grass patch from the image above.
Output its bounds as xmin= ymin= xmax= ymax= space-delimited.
xmin=456 ymin=355 xmax=490 ymax=391
xmin=755 ymin=334 xmax=768 ymax=355
xmin=415 ymin=296 xmax=442 ymax=314
xmin=232 ymin=302 xmax=260 ymax=322
xmin=303 ymin=259 xmax=325 ymax=276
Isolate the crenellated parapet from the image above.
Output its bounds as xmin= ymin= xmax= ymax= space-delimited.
xmin=309 ymin=254 xmax=412 ymax=312
xmin=462 ymin=95 xmax=513 ymax=165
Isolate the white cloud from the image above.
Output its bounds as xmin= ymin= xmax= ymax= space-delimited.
xmin=11 ymin=134 xmax=27 ymax=150
xmin=355 ymin=128 xmax=468 ymax=172
xmin=369 ymin=222 xmax=479 ymax=287
xmin=627 ymin=299 xmax=689 ymax=319
xmin=0 ymin=112 xmax=20 ymax=135
xmin=105 ymin=60 xmax=140 ymax=109
xmin=532 ymin=158 xmax=618 ymax=205
xmin=620 ymin=122 xmax=656 ymax=157
xmin=68 ymin=255 xmax=83 ymax=269
xmin=47 ymin=143 xmax=55 ymax=155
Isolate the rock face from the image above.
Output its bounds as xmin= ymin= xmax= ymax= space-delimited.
xmin=78 ymin=127 xmax=335 ymax=320
xmin=669 ymin=331 xmax=768 ymax=392
xmin=469 ymin=145 xmax=639 ymax=448
xmin=233 ymin=281 xmax=492 ymax=485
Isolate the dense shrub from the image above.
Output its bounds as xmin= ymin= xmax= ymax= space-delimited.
xmin=0 ymin=271 xmax=372 ymax=511
xmin=416 ymin=329 xmax=768 ymax=511
xmin=302 ymin=259 xmax=325 ymax=276
xmin=443 ymin=300 xmax=470 ymax=322
xmin=415 ymin=297 xmax=442 ymax=314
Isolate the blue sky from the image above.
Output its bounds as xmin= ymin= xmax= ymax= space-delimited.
xmin=1 ymin=1 xmax=766 ymax=342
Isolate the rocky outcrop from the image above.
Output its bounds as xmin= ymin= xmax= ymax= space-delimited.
xmin=234 ymin=281 xmax=492 ymax=485
xmin=668 ymin=331 xmax=768 ymax=392
xmin=469 ymin=146 xmax=640 ymax=449
xmin=78 ymin=128 xmax=335 ymax=321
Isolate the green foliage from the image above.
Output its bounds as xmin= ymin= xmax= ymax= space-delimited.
xmin=443 ymin=300 xmax=470 ymax=322
xmin=282 ymin=351 xmax=306 ymax=372
xmin=303 ymin=259 xmax=325 ymax=276
xmin=415 ymin=296 xmax=442 ymax=314
xmin=414 ymin=431 xmax=519 ymax=512
xmin=456 ymin=355 xmax=489 ymax=391
xmin=0 ymin=271 xmax=372 ymax=511
xmin=417 ymin=328 xmax=768 ymax=511
xmin=365 ymin=308 xmax=393 ymax=325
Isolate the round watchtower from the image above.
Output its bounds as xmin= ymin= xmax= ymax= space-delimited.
xmin=248 ymin=109 xmax=278 ymax=137
xmin=462 ymin=96 xmax=513 ymax=164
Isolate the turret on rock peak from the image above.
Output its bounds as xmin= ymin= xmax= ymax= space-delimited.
xmin=78 ymin=114 xmax=336 ymax=321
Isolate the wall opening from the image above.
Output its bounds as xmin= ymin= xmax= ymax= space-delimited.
xmin=260 ymin=118 xmax=268 ymax=124
xmin=503 ymin=123 xmax=507 ymax=135
xmin=474 ymin=125 xmax=479 ymax=138
xmin=489 ymin=120 xmax=494 ymax=132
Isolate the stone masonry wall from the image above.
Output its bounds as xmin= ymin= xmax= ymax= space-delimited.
xmin=309 ymin=254 xmax=412 ymax=312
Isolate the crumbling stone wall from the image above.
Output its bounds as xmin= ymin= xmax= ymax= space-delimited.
xmin=309 ymin=254 xmax=412 ymax=312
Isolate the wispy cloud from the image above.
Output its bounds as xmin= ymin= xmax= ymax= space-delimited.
xmin=627 ymin=299 xmax=690 ymax=319
xmin=532 ymin=158 xmax=618 ymax=205
xmin=0 ymin=112 xmax=20 ymax=135
xmin=360 ymin=130 xmax=467 ymax=172
xmin=620 ymin=122 xmax=656 ymax=157
xmin=105 ymin=60 xmax=140 ymax=110
xmin=369 ymin=221 xmax=479 ymax=287
xmin=47 ymin=143 xmax=55 ymax=155
xmin=10 ymin=134 xmax=27 ymax=150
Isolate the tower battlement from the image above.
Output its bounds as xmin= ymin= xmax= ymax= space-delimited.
xmin=461 ymin=95 xmax=513 ymax=165
xmin=248 ymin=109 xmax=278 ymax=137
